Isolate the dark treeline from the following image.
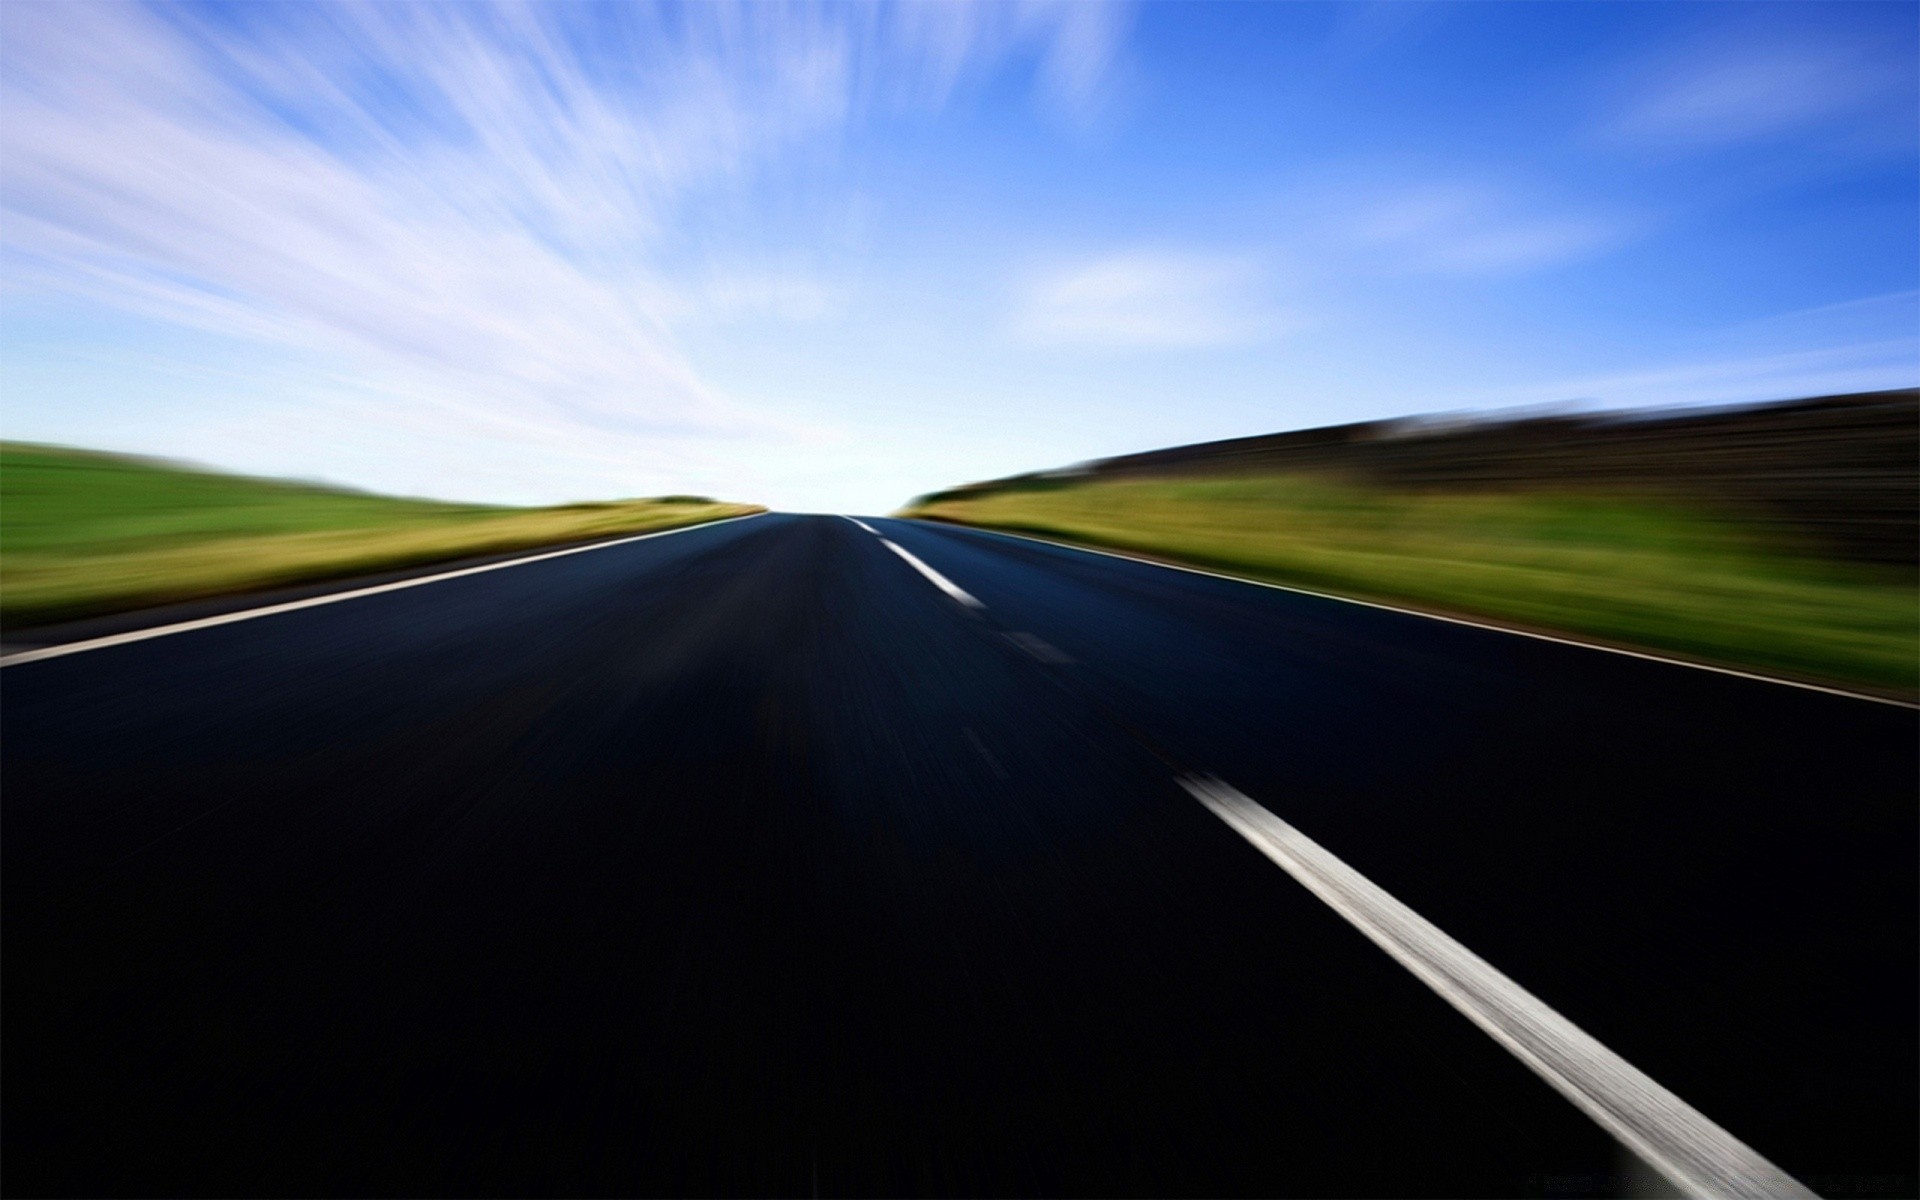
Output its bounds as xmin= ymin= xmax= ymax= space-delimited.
xmin=927 ymin=389 xmax=1919 ymax=567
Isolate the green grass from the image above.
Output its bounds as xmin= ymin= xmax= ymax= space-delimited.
xmin=0 ymin=442 xmax=761 ymax=626
xmin=905 ymin=473 xmax=1919 ymax=696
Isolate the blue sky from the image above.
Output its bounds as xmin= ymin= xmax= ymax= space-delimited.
xmin=2 ymin=1 xmax=1914 ymax=512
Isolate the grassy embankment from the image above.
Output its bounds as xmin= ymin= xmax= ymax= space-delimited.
xmin=905 ymin=474 xmax=1918 ymax=695
xmin=0 ymin=442 xmax=761 ymax=627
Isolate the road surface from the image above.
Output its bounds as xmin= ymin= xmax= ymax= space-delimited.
xmin=5 ymin=512 xmax=1913 ymax=1197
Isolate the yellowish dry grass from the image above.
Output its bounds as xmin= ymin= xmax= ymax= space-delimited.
xmin=1 ymin=442 xmax=760 ymax=625
xmin=907 ymin=473 xmax=1918 ymax=695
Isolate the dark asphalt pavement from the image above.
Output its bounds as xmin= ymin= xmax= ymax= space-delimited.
xmin=4 ymin=512 xmax=1913 ymax=1198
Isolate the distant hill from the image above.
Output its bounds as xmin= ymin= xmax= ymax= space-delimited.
xmin=0 ymin=442 xmax=760 ymax=627
xmin=905 ymin=390 xmax=1919 ymax=695
xmin=917 ymin=389 xmax=1919 ymax=567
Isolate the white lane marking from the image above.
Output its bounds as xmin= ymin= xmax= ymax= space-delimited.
xmin=846 ymin=514 xmax=985 ymax=610
xmin=1179 ymin=775 xmax=1815 ymax=1200
xmin=1005 ymin=631 xmax=1073 ymax=663
xmin=0 ymin=512 xmax=768 ymax=668
xmin=912 ymin=521 xmax=1916 ymax=710
xmin=878 ymin=539 xmax=983 ymax=608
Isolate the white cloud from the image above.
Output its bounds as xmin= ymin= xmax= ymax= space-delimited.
xmin=682 ymin=271 xmax=841 ymax=325
xmin=1346 ymin=183 xmax=1626 ymax=276
xmin=1473 ymin=341 xmax=1917 ymax=415
xmin=0 ymin=0 xmax=1132 ymax=503
xmin=1722 ymin=290 xmax=1920 ymax=347
xmin=876 ymin=1 xmax=1133 ymax=125
xmin=1322 ymin=2 xmax=1442 ymax=58
xmin=1601 ymin=33 xmax=1909 ymax=149
xmin=1023 ymin=0 xmax=1133 ymax=126
xmin=1014 ymin=252 xmax=1285 ymax=350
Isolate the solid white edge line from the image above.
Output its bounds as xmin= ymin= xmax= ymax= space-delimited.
xmin=877 ymin=539 xmax=983 ymax=608
xmin=1179 ymin=775 xmax=1816 ymax=1200
xmin=0 ymin=511 xmax=768 ymax=668
xmin=843 ymin=516 xmax=881 ymax=535
xmin=908 ymin=520 xmax=1916 ymax=710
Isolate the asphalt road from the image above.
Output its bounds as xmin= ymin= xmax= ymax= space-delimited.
xmin=4 ymin=512 xmax=1913 ymax=1198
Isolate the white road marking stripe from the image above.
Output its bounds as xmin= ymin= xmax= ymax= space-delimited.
xmin=915 ymin=522 xmax=1915 ymax=710
xmin=0 ymin=512 xmax=768 ymax=668
xmin=878 ymin=539 xmax=983 ymax=608
xmin=1179 ymin=775 xmax=1816 ymax=1200
xmin=845 ymin=514 xmax=983 ymax=609
xmin=1005 ymin=631 xmax=1073 ymax=663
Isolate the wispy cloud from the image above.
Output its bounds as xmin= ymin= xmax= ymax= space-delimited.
xmin=678 ymin=270 xmax=842 ymax=325
xmin=1013 ymin=252 xmax=1285 ymax=350
xmin=1599 ymin=29 xmax=1911 ymax=149
xmin=877 ymin=0 xmax=1129 ymax=121
xmin=1343 ymin=183 xmax=1627 ymax=276
xmin=0 ymin=0 xmax=1132 ymax=498
xmin=1025 ymin=1 xmax=1133 ymax=127
xmin=1484 ymin=340 xmax=1918 ymax=414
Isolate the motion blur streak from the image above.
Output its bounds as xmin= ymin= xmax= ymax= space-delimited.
xmin=5 ymin=513 xmax=1912 ymax=1196
xmin=919 ymin=521 xmax=1917 ymax=710
xmin=0 ymin=0 xmax=1132 ymax=506
xmin=1182 ymin=776 xmax=1811 ymax=1200
xmin=0 ymin=511 xmax=765 ymax=668
xmin=905 ymin=390 xmax=1920 ymax=698
xmin=876 ymin=537 xmax=985 ymax=609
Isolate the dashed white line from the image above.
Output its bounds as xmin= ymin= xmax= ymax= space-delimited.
xmin=0 ymin=512 xmax=768 ymax=668
xmin=845 ymin=515 xmax=984 ymax=609
xmin=860 ymin=510 xmax=1834 ymax=1189
xmin=1005 ymin=631 xmax=1073 ymax=663
xmin=879 ymin=539 xmax=984 ymax=608
xmin=1180 ymin=774 xmax=1816 ymax=1200
xmin=911 ymin=521 xmax=1914 ymax=710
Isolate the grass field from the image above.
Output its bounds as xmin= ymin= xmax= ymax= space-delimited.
xmin=1 ymin=442 xmax=761 ymax=627
xmin=905 ymin=473 xmax=1918 ymax=695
